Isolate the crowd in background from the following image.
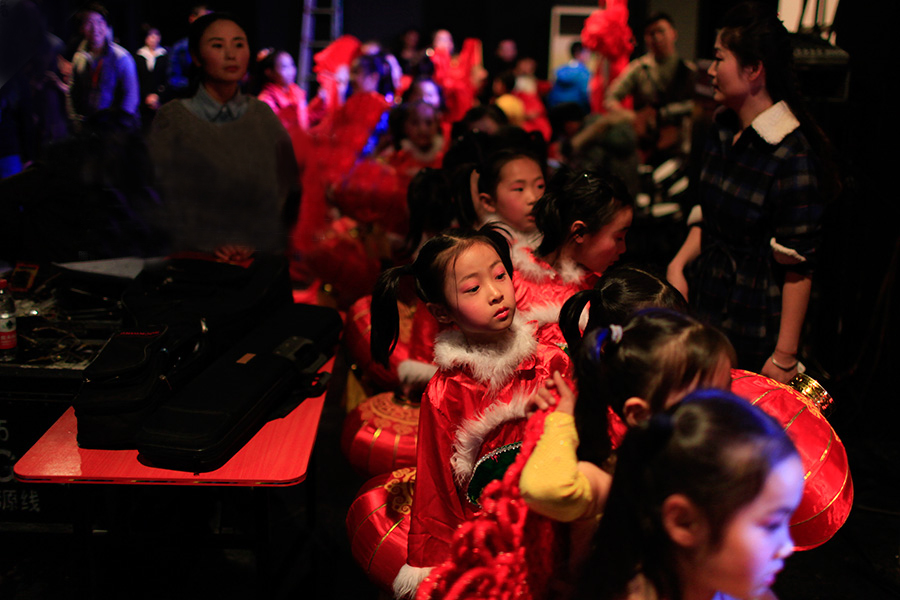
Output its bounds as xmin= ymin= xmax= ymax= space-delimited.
xmin=0 ymin=2 xmax=856 ymax=599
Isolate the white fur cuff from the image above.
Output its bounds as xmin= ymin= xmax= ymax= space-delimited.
xmin=770 ymin=238 xmax=807 ymax=265
xmin=686 ymin=205 xmax=703 ymax=227
xmin=397 ymin=359 xmax=439 ymax=386
xmin=393 ymin=564 xmax=433 ymax=599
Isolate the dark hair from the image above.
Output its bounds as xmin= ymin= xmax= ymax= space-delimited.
xmin=451 ymin=105 xmax=509 ymax=138
xmin=354 ymin=52 xmax=395 ymax=97
xmin=80 ymin=3 xmax=109 ymax=24
xmin=584 ymin=391 xmax=798 ymax=600
xmin=533 ymin=167 xmax=633 ymax=257
xmin=572 ymin=308 xmax=736 ymax=465
xmin=187 ymin=12 xmax=247 ymax=89
xmin=251 ymin=48 xmax=291 ymax=94
xmin=404 ymin=167 xmax=455 ymax=254
xmin=645 ymin=11 xmax=675 ymax=29
xmin=401 ymin=76 xmax=447 ymax=113
xmin=494 ymin=70 xmax=517 ymax=94
xmin=569 ymin=41 xmax=585 ymax=58
xmin=370 ymin=225 xmax=513 ymax=366
xmin=560 ymin=264 xmax=687 ymax=355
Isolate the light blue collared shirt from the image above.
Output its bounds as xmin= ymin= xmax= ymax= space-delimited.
xmin=181 ymin=83 xmax=249 ymax=123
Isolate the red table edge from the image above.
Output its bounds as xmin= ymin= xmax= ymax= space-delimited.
xmin=14 ymin=360 xmax=333 ymax=487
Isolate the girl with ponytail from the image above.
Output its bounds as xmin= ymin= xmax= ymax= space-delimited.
xmin=514 ymin=167 xmax=634 ymax=349
xmin=370 ymin=225 xmax=571 ymax=599
xmin=580 ymin=391 xmax=803 ymax=600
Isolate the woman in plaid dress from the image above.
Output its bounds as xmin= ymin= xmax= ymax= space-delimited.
xmin=666 ymin=2 xmax=827 ymax=382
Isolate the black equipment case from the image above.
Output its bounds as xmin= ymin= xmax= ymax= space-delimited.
xmin=134 ymin=302 xmax=342 ymax=473
xmin=74 ymin=253 xmax=293 ymax=449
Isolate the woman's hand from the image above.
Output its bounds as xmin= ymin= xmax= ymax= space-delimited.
xmin=761 ymin=351 xmax=799 ymax=384
xmin=214 ymin=244 xmax=254 ymax=262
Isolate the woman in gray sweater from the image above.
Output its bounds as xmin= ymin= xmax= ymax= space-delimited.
xmin=149 ymin=12 xmax=297 ymax=258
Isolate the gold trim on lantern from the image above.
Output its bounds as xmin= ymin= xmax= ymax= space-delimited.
xmin=790 ymin=466 xmax=851 ymax=525
xmin=368 ymin=517 xmax=408 ymax=574
xmin=788 ymin=373 xmax=834 ymax=414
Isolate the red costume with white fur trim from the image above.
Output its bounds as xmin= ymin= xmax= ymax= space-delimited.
xmin=513 ymin=246 xmax=598 ymax=350
xmin=394 ymin=319 xmax=570 ymax=598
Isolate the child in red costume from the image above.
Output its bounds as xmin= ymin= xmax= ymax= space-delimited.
xmin=256 ymin=50 xmax=309 ymax=133
xmin=369 ymin=226 xmax=570 ymax=598
xmin=382 ymin=101 xmax=445 ymax=180
xmin=514 ymin=168 xmax=634 ymax=349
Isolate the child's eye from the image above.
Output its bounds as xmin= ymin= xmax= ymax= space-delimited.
xmin=464 ymin=285 xmax=479 ymax=294
xmin=495 ymin=271 xmax=507 ymax=281
xmin=763 ymin=518 xmax=786 ymax=532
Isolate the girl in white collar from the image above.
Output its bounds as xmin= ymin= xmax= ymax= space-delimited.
xmin=370 ymin=225 xmax=571 ymax=598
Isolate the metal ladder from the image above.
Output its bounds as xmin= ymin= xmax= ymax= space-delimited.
xmin=298 ymin=0 xmax=344 ymax=92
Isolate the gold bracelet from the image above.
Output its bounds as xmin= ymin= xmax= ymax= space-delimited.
xmin=770 ymin=355 xmax=798 ymax=370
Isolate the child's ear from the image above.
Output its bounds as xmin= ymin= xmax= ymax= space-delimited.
xmin=570 ymin=220 xmax=587 ymax=241
xmin=478 ymin=192 xmax=498 ymax=214
xmin=623 ymin=397 xmax=652 ymax=427
xmin=427 ymin=302 xmax=453 ymax=325
xmin=662 ymin=494 xmax=708 ymax=549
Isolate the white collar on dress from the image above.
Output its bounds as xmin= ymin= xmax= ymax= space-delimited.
xmin=750 ymin=100 xmax=800 ymax=145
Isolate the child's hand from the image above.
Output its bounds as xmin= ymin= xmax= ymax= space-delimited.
xmin=545 ymin=370 xmax=576 ymax=415
xmin=528 ymin=385 xmax=558 ymax=414
xmin=527 ymin=371 xmax=576 ymax=415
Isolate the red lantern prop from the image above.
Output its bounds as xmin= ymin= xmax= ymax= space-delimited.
xmin=346 ymin=467 xmax=415 ymax=592
xmin=730 ymin=369 xmax=853 ymax=550
xmin=342 ymin=392 xmax=420 ymax=477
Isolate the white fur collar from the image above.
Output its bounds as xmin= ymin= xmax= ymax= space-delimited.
xmin=479 ymin=217 xmax=541 ymax=249
xmin=432 ymin=318 xmax=537 ymax=393
xmin=520 ymin=302 xmax=562 ymax=327
xmin=751 ymin=100 xmax=800 ymax=145
xmin=451 ymin=390 xmax=531 ymax=489
xmin=399 ymin=135 xmax=444 ymax=163
xmin=515 ymin=249 xmax=587 ymax=285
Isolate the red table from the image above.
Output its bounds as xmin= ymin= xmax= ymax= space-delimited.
xmin=14 ymin=393 xmax=326 ymax=486
xmin=13 ymin=359 xmax=334 ymax=598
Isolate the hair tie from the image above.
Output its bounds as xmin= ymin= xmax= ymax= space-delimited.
xmin=590 ymin=328 xmax=610 ymax=363
xmin=609 ymin=324 xmax=623 ymax=344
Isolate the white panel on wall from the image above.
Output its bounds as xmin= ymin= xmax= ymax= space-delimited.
xmin=548 ymin=5 xmax=597 ymax=82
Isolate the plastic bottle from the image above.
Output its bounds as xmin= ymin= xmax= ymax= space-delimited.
xmin=0 ymin=279 xmax=16 ymax=362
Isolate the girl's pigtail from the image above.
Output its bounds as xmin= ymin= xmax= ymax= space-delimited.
xmin=370 ymin=264 xmax=413 ymax=367
xmin=559 ymin=288 xmax=600 ymax=355
xmin=573 ymin=326 xmax=622 ymax=466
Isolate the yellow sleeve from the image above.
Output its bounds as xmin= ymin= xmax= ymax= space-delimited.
xmin=519 ymin=412 xmax=593 ymax=522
